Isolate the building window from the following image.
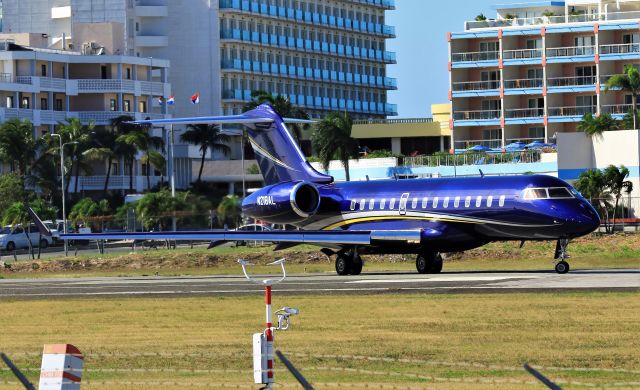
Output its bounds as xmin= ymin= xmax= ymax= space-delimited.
xmin=6 ymin=96 xmax=14 ymax=108
xmin=101 ymin=65 xmax=108 ymax=79
xmin=529 ymin=127 xmax=545 ymax=140
xmin=110 ymin=99 xmax=117 ymax=111
xmin=21 ymin=97 xmax=30 ymax=109
xmin=138 ymin=100 xmax=147 ymax=113
xmin=40 ymin=98 xmax=48 ymax=110
xmin=124 ymin=100 xmax=131 ymax=112
xmin=126 ymin=68 xmax=132 ymax=80
xmin=55 ymin=99 xmax=63 ymax=111
xmin=41 ymin=64 xmax=47 ymax=77
xmin=479 ymin=41 xmax=498 ymax=52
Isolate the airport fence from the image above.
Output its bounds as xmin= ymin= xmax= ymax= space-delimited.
xmin=587 ymin=196 xmax=640 ymax=230
xmin=400 ymin=150 xmax=543 ymax=167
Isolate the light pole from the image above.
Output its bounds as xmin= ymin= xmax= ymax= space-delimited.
xmin=48 ymin=133 xmax=78 ymax=256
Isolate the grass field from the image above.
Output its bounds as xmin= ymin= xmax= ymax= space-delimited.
xmin=1 ymin=233 xmax=639 ymax=279
xmin=1 ymin=292 xmax=639 ymax=389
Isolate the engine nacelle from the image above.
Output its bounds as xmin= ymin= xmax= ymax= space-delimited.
xmin=242 ymin=181 xmax=321 ymax=224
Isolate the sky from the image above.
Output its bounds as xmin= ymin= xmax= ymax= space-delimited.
xmin=386 ymin=0 xmax=497 ymax=118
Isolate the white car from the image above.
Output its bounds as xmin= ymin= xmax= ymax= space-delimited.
xmin=0 ymin=225 xmax=54 ymax=251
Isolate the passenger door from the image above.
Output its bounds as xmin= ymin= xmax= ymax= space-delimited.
xmin=399 ymin=193 xmax=410 ymax=216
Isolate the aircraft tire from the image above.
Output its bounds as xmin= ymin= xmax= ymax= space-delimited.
xmin=416 ymin=252 xmax=442 ymax=274
xmin=555 ymin=260 xmax=570 ymax=274
xmin=351 ymin=256 xmax=363 ymax=275
xmin=416 ymin=253 xmax=429 ymax=274
xmin=429 ymin=253 xmax=443 ymax=273
xmin=335 ymin=254 xmax=352 ymax=276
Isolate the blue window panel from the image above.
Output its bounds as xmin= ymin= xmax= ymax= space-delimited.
xmin=269 ymin=63 xmax=277 ymax=73
xmin=279 ymin=64 xmax=287 ymax=74
xmin=322 ymin=70 xmax=329 ymax=79
xmin=288 ymin=66 xmax=296 ymax=76
xmin=278 ymin=7 xmax=286 ymax=16
xmin=232 ymin=29 xmax=241 ymax=39
xmin=297 ymin=67 xmax=304 ymax=77
xmin=241 ymin=0 xmax=249 ymax=11
xmin=269 ymin=5 xmax=277 ymax=16
xmin=321 ymin=14 xmax=328 ymax=24
xmin=287 ymin=37 xmax=295 ymax=47
xmin=242 ymin=60 xmax=251 ymax=71
xmin=315 ymin=97 xmax=322 ymax=107
xmin=233 ymin=59 xmax=242 ymax=69
xmin=270 ymin=34 xmax=277 ymax=45
xmin=362 ymin=75 xmax=369 ymax=84
xmin=383 ymin=25 xmax=395 ymax=35
xmin=337 ymin=18 xmax=344 ymax=27
xmin=338 ymin=72 xmax=345 ymax=82
xmin=314 ymin=69 xmax=321 ymax=78
xmin=347 ymin=100 xmax=354 ymax=110
xmin=329 ymin=16 xmax=336 ymax=25
xmin=261 ymin=62 xmax=269 ymax=73
xmin=252 ymin=61 xmax=260 ymax=71
xmin=361 ymin=21 xmax=367 ymax=32
xmin=322 ymin=97 xmax=330 ymax=108
xmin=242 ymin=30 xmax=250 ymax=40
xmin=251 ymin=32 xmax=259 ymax=42
xmin=295 ymin=10 xmax=303 ymax=20
xmin=331 ymin=98 xmax=338 ymax=109
xmin=339 ymin=99 xmax=346 ymax=109
xmin=304 ymin=11 xmax=311 ymax=21
xmin=250 ymin=2 xmax=259 ymax=12
xmin=321 ymin=42 xmax=329 ymax=52
xmin=286 ymin=8 xmax=295 ymax=18
xmin=243 ymin=90 xmax=252 ymax=100
xmin=305 ymin=68 xmax=313 ymax=78
xmin=354 ymin=74 xmax=361 ymax=84
xmin=260 ymin=33 xmax=268 ymax=43
xmin=304 ymin=40 xmax=312 ymax=49
xmin=368 ymin=23 xmax=375 ymax=33
xmin=278 ymin=36 xmax=286 ymax=45
xmin=313 ymin=13 xmax=320 ymax=23
xmin=363 ymin=101 xmax=369 ymax=111
xmin=313 ymin=41 xmax=321 ymax=51
xmin=306 ymin=96 xmax=314 ymax=106
xmin=330 ymin=43 xmax=337 ymax=53
xmin=376 ymin=76 xmax=383 ymax=85
xmin=290 ymin=95 xmax=297 ymax=104
xmin=378 ymin=102 xmax=385 ymax=112
xmin=346 ymin=73 xmax=353 ymax=83
xmin=368 ymin=49 xmax=374 ymax=58
xmin=375 ymin=50 xmax=382 ymax=60
xmin=330 ymin=71 xmax=337 ymax=80
xmin=355 ymin=101 xmax=362 ymax=111
xmin=259 ymin=3 xmax=267 ymax=13
xmin=298 ymin=95 xmax=304 ymax=104
xmin=346 ymin=46 xmax=353 ymax=56
xmin=353 ymin=47 xmax=361 ymax=57
xmin=353 ymin=20 xmax=360 ymax=30
xmin=296 ymin=38 xmax=304 ymax=48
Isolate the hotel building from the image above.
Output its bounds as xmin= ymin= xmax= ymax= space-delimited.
xmin=449 ymin=0 xmax=640 ymax=150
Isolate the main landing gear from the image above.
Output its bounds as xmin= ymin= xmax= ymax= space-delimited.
xmin=416 ymin=251 xmax=443 ymax=274
xmin=335 ymin=248 xmax=363 ymax=276
xmin=553 ymin=239 xmax=570 ymax=274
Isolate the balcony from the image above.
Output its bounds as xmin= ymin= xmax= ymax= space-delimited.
xmin=546 ymin=45 xmax=596 ymax=58
xmin=76 ymin=79 xmax=136 ymax=93
xmin=67 ymin=175 xmax=162 ymax=192
xmin=463 ymin=11 xmax=640 ymax=31
xmin=504 ymin=78 xmax=543 ymax=90
xmin=548 ymin=105 xmax=595 ymax=121
xmin=135 ymin=5 xmax=168 ymax=17
xmin=505 ymin=108 xmax=544 ymax=119
xmin=601 ymin=104 xmax=634 ymax=116
xmin=453 ymin=109 xmax=501 ymax=125
xmin=503 ymin=48 xmax=542 ymax=60
xmin=78 ymin=111 xmax=167 ymax=125
xmin=451 ymin=51 xmax=499 ymax=63
xmin=135 ymin=35 xmax=169 ymax=47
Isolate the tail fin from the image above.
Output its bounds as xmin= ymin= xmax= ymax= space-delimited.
xmin=244 ymin=104 xmax=333 ymax=185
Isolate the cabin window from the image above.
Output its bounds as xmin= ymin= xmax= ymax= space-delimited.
xmin=465 ymin=196 xmax=471 ymax=208
xmin=390 ymin=198 xmax=396 ymax=209
xmin=369 ymin=199 xmax=375 ymax=210
xmin=499 ymin=195 xmax=506 ymax=207
xmin=421 ymin=197 xmax=429 ymax=208
xmin=454 ymin=196 xmax=460 ymax=208
xmin=432 ymin=197 xmax=439 ymax=208
xmin=411 ymin=197 xmax=418 ymax=209
xmin=350 ymin=200 xmax=356 ymax=210
xmin=548 ymin=187 xmax=574 ymax=199
xmin=476 ymin=196 xmax=482 ymax=207
xmin=487 ymin=195 xmax=493 ymax=207
xmin=443 ymin=197 xmax=449 ymax=208
xmin=380 ymin=198 xmax=386 ymax=209
xmin=359 ymin=199 xmax=366 ymax=211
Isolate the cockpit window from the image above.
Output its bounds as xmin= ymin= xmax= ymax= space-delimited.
xmin=548 ymin=187 xmax=574 ymax=199
xmin=523 ymin=188 xmax=548 ymax=200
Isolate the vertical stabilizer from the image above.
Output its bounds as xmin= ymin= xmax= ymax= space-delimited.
xmin=244 ymin=104 xmax=333 ymax=185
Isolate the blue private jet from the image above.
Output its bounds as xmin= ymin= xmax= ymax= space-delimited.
xmin=53 ymin=104 xmax=600 ymax=275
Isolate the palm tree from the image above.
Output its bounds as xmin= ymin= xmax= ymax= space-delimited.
xmin=311 ymin=111 xmax=360 ymax=181
xmin=574 ymin=168 xmax=612 ymax=233
xmin=577 ymin=112 xmax=619 ymax=138
xmin=180 ymin=124 xmax=231 ymax=184
xmin=0 ymin=118 xmax=41 ymax=178
xmin=603 ymin=165 xmax=633 ymax=233
xmin=56 ymin=117 xmax=95 ymax=196
xmin=117 ymin=125 xmax=164 ymax=191
xmin=243 ymin=90 xmax=310 ymax=141
xmin=605 ymin=65 xmax=640 ymax=130
xmin=217 ymin=195 xmax=242 ymax=228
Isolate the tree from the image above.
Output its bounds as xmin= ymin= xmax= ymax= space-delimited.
xmin=135 ymin=189 xmax=176 ymax=231
xmin=2 ymin=199 xmax=56 ymax=258
xmin=603 ymin=165 xmax=633 ymax=232
xmin=68 ymin=197 xmax=111 ymax=232
xmin=217 ymin=195 xmax=241 ymax=228
xmin=56 ymin=117 xmax=95 ymax=197
xmin=243 ymin=90 xmax=310 ymax=141
xmin=180 ymin=124 xmax=231 ymax=184
xmin=605 ymin=64 xmax=640 ymax=130
xmin=311 ymin=111 xmax=360 ymax=181
xmin=0 ymin=119 xmax=42 ymax=178
xmin=0 ymin=173 xmax=27 ymax=213
xmin=574 ymin=169 xmax=612 ymax=233
xmin=622 ymin=109 xmax=640 ymax=130
xmin=577 ymin=112 xmax=619 ymax=138
xmin=117 ymin=125 xmax=164 ymax=191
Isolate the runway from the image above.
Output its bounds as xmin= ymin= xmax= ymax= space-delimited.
xmin=1 ymin=269 xmax=638 ymax=299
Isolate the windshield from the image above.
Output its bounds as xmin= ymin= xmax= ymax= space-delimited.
xmin=0 ymin=227 xmax=11 ymax=235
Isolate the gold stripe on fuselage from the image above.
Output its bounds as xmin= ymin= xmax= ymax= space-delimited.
xmin=321 ymin=215 xmax=478 ymax=230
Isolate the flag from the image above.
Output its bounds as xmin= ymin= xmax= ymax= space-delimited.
xmin=167 ymin=96 xmax=175 ymax=105
xmin=191 ymin=92 xmax=200 ymax=104
xmin=157 ymin=96 xmax=164 ymax=105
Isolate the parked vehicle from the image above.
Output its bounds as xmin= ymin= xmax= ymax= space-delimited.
xmin=234 ymin=224 xmax=272 ymax=247
xmin=0 ymin=224 xmax=54 ymax=251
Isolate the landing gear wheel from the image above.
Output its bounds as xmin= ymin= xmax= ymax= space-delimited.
xmin=6 ymin=241 xmax=15 ymax=252
xmin=555 ymin=260 xmax=570 ymax=274
xmin=416 ymin=252 xmax=443 ymax=274
xmin=39 ymin=239 xmax=49 ymax=249
xmin=335 ymin=254 xmax=352 ymax=276
xmin=351 ymin=256 xmax=363 ymax=275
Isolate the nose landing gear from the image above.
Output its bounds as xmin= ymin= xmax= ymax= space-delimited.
xmin=553 ymin=239 xmax=570 ymax=274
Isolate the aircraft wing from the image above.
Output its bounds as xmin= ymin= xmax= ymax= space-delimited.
xmin=129 ymin=115 xmax=315 ymax=126
xmin=60 ymin=229 xmax=422 ymax=246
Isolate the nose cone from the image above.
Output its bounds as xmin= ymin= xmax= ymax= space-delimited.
xmin=569 ymin=201 xmax=600 ymax=236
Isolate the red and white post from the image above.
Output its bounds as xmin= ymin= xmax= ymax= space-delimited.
xmin=265 ymin=285 xmax=274 ymax=386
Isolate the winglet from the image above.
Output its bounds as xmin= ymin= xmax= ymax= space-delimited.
xmin=26 ymin=207 xmax=52 ymax=237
